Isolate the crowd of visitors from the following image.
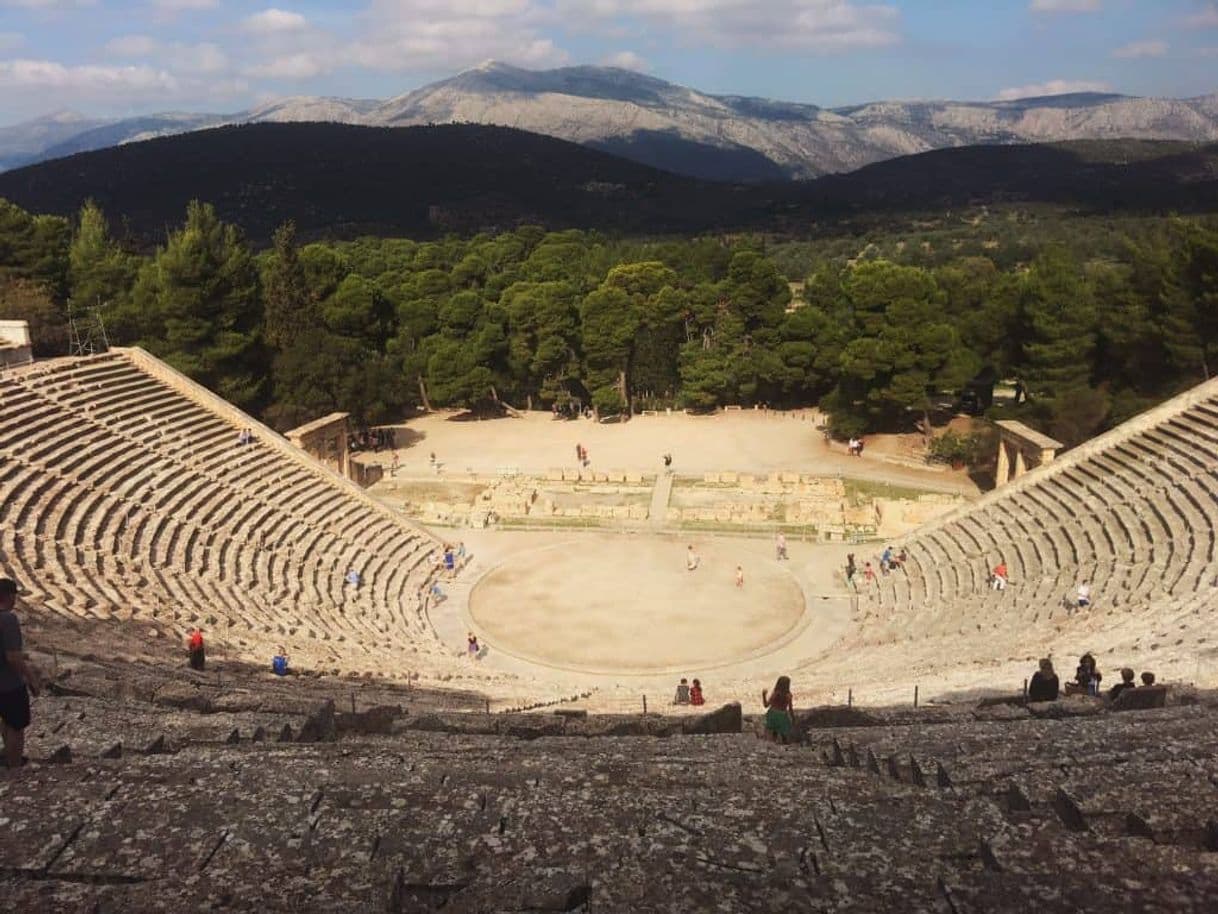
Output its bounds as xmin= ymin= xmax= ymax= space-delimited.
xmin=1026 ymin=654 xmax=1158 ymax=703
xmin=349 ymin=427 xmax=393 ymax=453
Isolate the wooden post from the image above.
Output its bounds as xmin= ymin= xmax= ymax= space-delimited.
xmin=642 ymin=694 xmax=647 ymax=715
xmin=1023 ymin=678 xmax=1029 ymax=698
xmin=914 ymin=685 xmax=919 ymax=708
xmin=485 ymin=698 xmax=491 ymax=715
xmin=351 ymin=692 xmax=357 ymax=715
xmin=847 ymin=688 xmax=853 ymax=708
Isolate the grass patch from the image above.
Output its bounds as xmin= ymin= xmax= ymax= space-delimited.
xmin=843 ymin=479 xmax=937 ymax=505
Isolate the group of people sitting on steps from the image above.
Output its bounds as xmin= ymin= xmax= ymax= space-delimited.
xmin=1028 ymin=653 xmax=1157 ymax=701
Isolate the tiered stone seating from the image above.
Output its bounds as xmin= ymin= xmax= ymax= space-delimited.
xmin=3 ymin=655 xmax=1217 ymax=912
xmin=866 ymin=377 xmax=1218 ymax=678
xmin=0 ymin=349 xmax=474 ymax=683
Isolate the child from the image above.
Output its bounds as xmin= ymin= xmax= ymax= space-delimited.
xmin=467 ymin=632 xmax=480 ymax=658
xmin=689 ymin=679 xmax=705 ymax=706
xmin=761 ymin=676 xmax=795 ymax=743
xmin=674 ymin=678 xmax=690 ymax=704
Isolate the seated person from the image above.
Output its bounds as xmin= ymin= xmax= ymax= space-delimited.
xmin=1108 ymin=667 xmax=1136 ymax=700
xmin=674 ymin=678 xmax=691 ymax=705
xmin=1028 ymin=658 xmax=1059 ymax=702
xmin=1140 ymin=671 xmax=1156 ymax=686
xmin=991 ymin=562 xmax=1008 ymax=591
xmin=1074 ymin=653 xmax=1102 ymax=694
xmin=1076 ymin=582 xmax=1091 ymax=609
xmin=272 ymin=651 xmax=290 ymax=676
xmin=689 ymin=679 xmax=705 ymax=706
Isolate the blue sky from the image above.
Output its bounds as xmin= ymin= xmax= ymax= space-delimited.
xmin=0 ymin=1 xmax=1216 ymax=125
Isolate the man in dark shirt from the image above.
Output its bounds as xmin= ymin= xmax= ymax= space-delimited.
xmin=0 ymin=578 xmax=41 ymax=770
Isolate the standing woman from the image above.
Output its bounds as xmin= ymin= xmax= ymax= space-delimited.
xmin=761 ymin=676 xmax=795 ymax=743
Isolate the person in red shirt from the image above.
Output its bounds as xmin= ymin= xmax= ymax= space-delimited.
xmin=689 ymin=679 xmax=705 ymax=706
xmin=991 ymin=562 xmax=1008 ymax=591
xmin=187 ymin=628 xmax=205 ymax=671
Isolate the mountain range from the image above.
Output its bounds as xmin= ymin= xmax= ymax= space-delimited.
xmin=2 ymin=62 xmax=1217 ymax=182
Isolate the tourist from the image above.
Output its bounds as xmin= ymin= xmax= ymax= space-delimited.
xmin=0 ymin=578 xmax=40 ymax=771
xmin=187 ymin=627 xmax=205 ymax=671
xmin=345 ymin=568 xmax=362 ymax=589
xmin=390 ymin=452 xmax=400 ymax=477
xmin=735 ymin=565 xmax=745 ymax=588
xmin=847 ymin=436 xmax=859 ymax=457
xmin=881 ymin=546 xmax=893 ymax=575
xmin=237 ymin=427 xmax=252 ymax=446
xmin=443 ymin=545 xmax=456 ymax=574
xmin=1027 ymin=658 xmax=1059 ymax=702
xmin=893 ymin=547 xmax=908 ymax=571
xmin=428 ymin=580 xmax=446 ymax=603
xmin=674 ymin=678 xmax=691 ymax=705
xmin=1075 ymin=653 xmax=1102 ymax=695
xmin=845 ymin=553 xmax=857 ymax=589
xmin=991 ymin=561 xmax=1008 ymax=591
xmin=1076 ymin=582 xmax=1091 ymax=610
xmin=468 ymin=632 xmax=480 ymax=659
xmin=575 ymin=443 xmax=583 ymax=463
xmin=456 ymin=541 xmax=467 ymax=566
xmin=663 ymin=452 xmax=673 ymax=471
xmin=1140 ymin=671 xmax=1156 ymax=686
xmin=863 ymin=562 xmax=876 ymax=586
xmin=761 ymin=675 xmax=795 ymax=743
xmin=272 ymin=649 xmax=290 ymax=677
xmin=689 ymin=678 xmax=705 ymax=706
xmin=1109 ymin=667 xmax=1136 ymax=701
xmin=775 ymin=532 xmax=788 ymax=561
xmin=686 ymin=545 xmax=701 ymax=571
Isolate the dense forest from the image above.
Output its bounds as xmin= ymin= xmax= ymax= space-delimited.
xmin=0 ymin=124 xmax=1215 ymax=245
xmin=1 ymin=195 xmax=1216 ymax=450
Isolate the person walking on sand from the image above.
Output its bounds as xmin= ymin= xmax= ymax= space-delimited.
xmin=775 ymin=533 xmax=788 ymax=561
xmin=735 ymin=565 xmax=745 ymax=588
xmin=686 ymin=545 xmax=701 ymax=571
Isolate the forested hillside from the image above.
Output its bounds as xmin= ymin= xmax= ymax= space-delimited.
xmin=0 ymin=123 xmax=1216 ymax=246
xmin=2 ymin=195 xmax=1216 ymax=450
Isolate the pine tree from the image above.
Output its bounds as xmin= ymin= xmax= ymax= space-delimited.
xmin=261 ymin=221 xmax=312 ymax=350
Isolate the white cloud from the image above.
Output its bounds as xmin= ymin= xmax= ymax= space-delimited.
xmin=243 ymin=8 xmax=309 ymax=33
xmin=0 ymin=1 xmax=96 ymax=8
xmin=558 ymin=0 xmax=900 ymax=51
xmin=0 ymin=58 xmax=177 ymax=91
xmin=1112 ymin=39 xmax=1166 ymax=59
xmin=1184 ymin=4 xmax=1218 ymax=28
xmin=1029 ymin=0 xmax=1100 ymax=12
xmin=175 ymin=41 xmax=229 ymax=74
xmin=995 ymin=78 xmax=1111 ymax=100
xmin=346 ymin=1 xmax=569 ymax=73
xmin=602 ymin=50 xmax=648 ymax=71
xmin=105 ymin=34 xmax=160 ymax=57
xmin=149 ymin=0 xmax=217 ymax=10
xmin=245 ymin=52 xmax=328 ymax=79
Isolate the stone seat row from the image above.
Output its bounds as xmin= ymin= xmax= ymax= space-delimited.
xmin=0 ymin=352 xmax=462 ymax=678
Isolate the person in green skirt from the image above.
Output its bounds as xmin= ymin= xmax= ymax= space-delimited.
xmin=762 ymin=676 xmax=795 ymax=743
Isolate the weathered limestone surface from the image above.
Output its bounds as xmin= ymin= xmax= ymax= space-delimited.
xmin=4 ymin=657 xmax=1218 ymax=913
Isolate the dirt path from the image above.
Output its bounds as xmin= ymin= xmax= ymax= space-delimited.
xmin=376 ymin=410 xmax=981 ymax=496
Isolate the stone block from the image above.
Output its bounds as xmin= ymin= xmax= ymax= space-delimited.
xmin=625 ymin=472 xmax=643 ymax=484
xmin=1112 ymin=685 xmax=1167 ymax=711
xmin=682 ymin=702 xmax=742 ymax=735
xmin=703 ymin=472 xmax=720 ymax=484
